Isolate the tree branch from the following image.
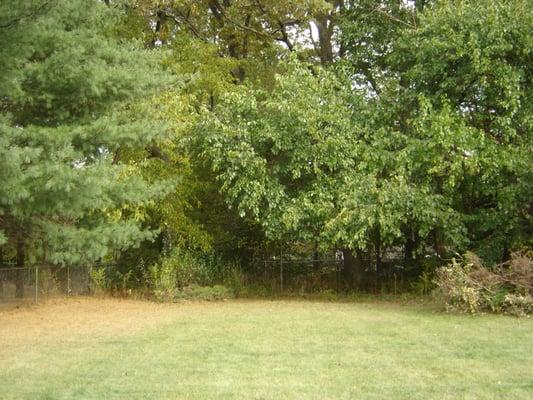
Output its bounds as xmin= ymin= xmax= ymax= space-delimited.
xmin=0 ymin=1 xmax=49 ymax=29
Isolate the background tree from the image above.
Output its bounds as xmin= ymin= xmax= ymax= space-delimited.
xmin=187 ymin=0 xmax=532 ymax=289
xmin=338 ymin=0 xmax=532 ymax=268
xmin=391 ymin=0 xmax=532 ymax=262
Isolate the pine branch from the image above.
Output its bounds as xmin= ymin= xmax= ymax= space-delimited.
xmin=0 ymin=1 xmax=50 ymax=29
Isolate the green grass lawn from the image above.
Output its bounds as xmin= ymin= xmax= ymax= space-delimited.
xmin=1 ymin=299 xmax=532 ymax=399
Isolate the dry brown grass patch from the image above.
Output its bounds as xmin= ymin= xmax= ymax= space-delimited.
xmin=0 ymin=297 xmax=205 ymax=352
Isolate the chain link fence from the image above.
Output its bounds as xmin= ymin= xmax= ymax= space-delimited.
xmin=247 ymin=254 xmax=422 ymax=294
xmin=247 ymin=257 xmax=343 ymax=293
xmin=0 ymin=264 xmax=91 ymax=304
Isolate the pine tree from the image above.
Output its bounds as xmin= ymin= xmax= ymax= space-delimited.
xmin=0 ymin=0 xmax=170 ymax=276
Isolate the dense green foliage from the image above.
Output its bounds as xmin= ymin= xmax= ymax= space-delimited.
xmin=0 ymin=1 xmax=170 ymax=267
xmin=194 ymin=62 xmax=356 ymax=244
xmin=1 ymin=0 xmax=531 ymax=298
xmin=388 ymin=0 xmax=532 ymax=261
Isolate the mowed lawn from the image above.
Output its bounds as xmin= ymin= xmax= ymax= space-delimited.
xmin=0 ymin=298 xmax=532 ymax=400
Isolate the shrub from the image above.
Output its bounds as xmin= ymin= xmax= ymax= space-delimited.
xmin=148 ymin=259 xmax=178 ymax=302
xmin=223 ymin=262 xmax=245 ymax=298
xmin=112 ymin=269 xmax=135 ymax=297
xmin=410 ymin=270 xmax=435 ymax=296
xmin=502 ymin=294 xmax=533 ymax=317
xmin=34 ymin=268 xmax=62 ymax=296
xmin=435 ymin=251 xmax=532 ymax=316
xmin=89 ymin=267 xmax=109 ymax=296
xmin=154 ymin=249 xmax=222 ymax=288
xmin=148 ymin=248 xmax=232 ymax=301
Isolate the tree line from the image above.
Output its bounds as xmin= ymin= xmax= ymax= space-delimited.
xmin=0 ymin=0 xmax=531 ymax=294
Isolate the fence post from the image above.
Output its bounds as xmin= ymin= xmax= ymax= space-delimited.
xmin=35 ymin=266 xmax=39 ymax=304
xmin=67 ymin=265 xmax=71 ymax=295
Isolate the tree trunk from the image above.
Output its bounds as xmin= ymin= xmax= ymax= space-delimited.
xmin=341 ymin=249 xmax=356 ymax=289
xmin=432 ymin=228 xmax=446 ymax=259
xmin=314 ymin=14 xmax=333 ymax=65
xmin=341 ymin=249 xmax=365 ymax=290
xmin=501 ymin=240 xmax=510 ymax=263
xmin=313 ymin=242 xmax=320 ymax=271
xmin=15 ymin=238 xmax=25 ymax=298
xmin=354 ymin=250 xmax=365 ymax=290
xmin=404 ymin=228 xmax=416 ymax=266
